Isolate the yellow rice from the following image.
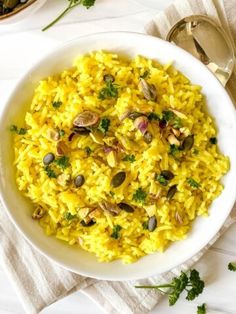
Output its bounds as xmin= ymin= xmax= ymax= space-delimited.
xmin=13 ymin=51 xmax=229 ymax=263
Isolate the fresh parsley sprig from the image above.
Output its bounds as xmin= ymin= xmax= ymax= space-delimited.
xmin=42 ymin=0 xmax=96 ymax=31
xmin=197 ymin=303 xmax=206 ymax=314
xmin=228 ymin=262 xmax=236 ymax=271
xmin=135 ymin=269 xmax=205 ymax=306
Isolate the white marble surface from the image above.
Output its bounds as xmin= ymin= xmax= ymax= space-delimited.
xmin=0 ymin=0 xmax=236 ymax=313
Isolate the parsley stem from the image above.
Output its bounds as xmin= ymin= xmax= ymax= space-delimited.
xmin=42 ymin=2 xmax=81 ymax=31
xmin=135 ymin=284 xmax=171 ymax=289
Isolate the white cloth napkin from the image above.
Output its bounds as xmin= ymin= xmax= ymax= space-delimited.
xmin=0 ymin=0 xmax=236 ymax=313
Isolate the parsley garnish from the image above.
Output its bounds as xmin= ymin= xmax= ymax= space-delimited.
xmin=84 ymin=146 xmax=92 ymax=156
xmin=155 ymin=174 xmax=168 ymax=186
xmin=122 ymin=154 xmax=136 ymax=163
xmin=228 ymin=262 xmax=236 ymax=271
xmin=64 ymin=212 xmax=76 ymax=221
xmin=98 ymin=118 xmax=110 ymax=134
xmin=109 ymin=191 xmax=115 ymax=197
xmin=197 ymin=303 xmax=206 ymax=314
xmin=59 ymin=129 xmax=65 ymax=137
xmin=140 ymin=70 xmax=150 ymax=79
xmin=111 ymin=225 xmax=122 ymax=239
xmin=147 ymin=112 xmax=160 ymax=121
xmin=132 ymin=188 xmax=147 ymax=203
xmin=42 ymin=0 xmax=96 ymax=31
xmin=193 ymin=148 xmax=199 ymax=155
xmin=52 ymin=101 xmax=62 ymax=109
xmin=10 ymin=125 xmax=27 ymax=135
xmin=162 ymin=110 xmax=175 ymax=122
xmin=98 ymin=81 xmax=119 ymax=100
xmin=187 ymin=178 xmax=201 ymax=188
xmin=44 ymin=166 xmax=57 ymax=178
xmin=209 ymin=137 xmax=217 ymax=144
xmin=136 ymin=269 xmax=205 ymax=306
xmin=169 ymin=144 xmax=180 ymax=157
xmin=142 ymin=221 xmax=148 ymax=230
xmin=54 ymin=156 xmax=70 ymax=170
xmin=172 ymin=117 xmax=182 ymax=129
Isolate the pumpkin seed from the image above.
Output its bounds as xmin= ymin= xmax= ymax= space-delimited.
xmin=161 ymin=170 xmax=174 ymax=180
xmin=80 ymin=220 xmax=96 ymax=227
xmin=181 ymin=135 xmax=194 ymax=151
xmin=128 ymin=112 xmax=144 ymax=120
xmin=118 ymin=203 xmax=134 ymax=213
xmin=167 ymin=184 xmax=177 ymax=200
xmin=143 ymin=131 xmax=153 ymax=144
xmin=111 ymin=171 xmax=126 ymax=188
xmin=73 ymin=127 xmax=91 ymax=135
xmin=139 ymin=78 xmax=157 ymax=101
xmin=74 ymin=175 xmax=85 ymax=188
xmin=99 ymin=201 xmax=121 ymax=216
xmin=32 ymin=206 xmax=45 ymax=220
xmin=73 ymin=111 xmax=99 ymax=127
xmin=148 ymin=215 xmax=157 ymax=232
xmin=43 ymin=152 xmax=55 ymax=166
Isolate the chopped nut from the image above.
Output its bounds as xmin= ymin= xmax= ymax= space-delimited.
xmin=99 ymin=201 xmax=121 ymax=216
xmin=172 ymin=128 xmax=181 ymax=137
xmin=73 ymin=111 xmax=99 ymax=127
xmin=89 ymin=208 xmax=101 ymax=219
xmin=57 ymin=173 xmax=70 ymax=186
xmin=90 ymin=131 xmax=104 ymax=144
xmin=175 ymin=211 xmax=183 ymax=224
xmin=56 ymin=141 xmax=68 ymax=156
xmin=168 ymin=134 xmax=180 ymax=146
xmin=134 ymin=116 xmax=149 ymax=135
xmin=32 ymin=206 xmax=45 ymax=220
xmin=144 ymin=204 xmax=156 ymax=217
xmin=46 ymin=128 xmax=60 ymax=141
xmin=139 ymin=78 xmax=157 ymax=101
xmin=106 ymin=150 xmax=117 ymax=168
xmin=78 ymin=208 xmax=91 ymax=219
xmin=169 ymin=108 xmax=187 ymax=119
xmin=180 ymin=127 xmax=190 ymax=137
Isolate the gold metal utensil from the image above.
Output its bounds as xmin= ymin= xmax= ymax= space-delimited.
xmin=166 ymin=15 xmax=235 ymax=86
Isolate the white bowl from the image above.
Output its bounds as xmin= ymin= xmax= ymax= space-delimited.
xmin=0 ymin=0 xmax=47 ymax=25
xmin=0 ymin=32 xmax=236 ymax=281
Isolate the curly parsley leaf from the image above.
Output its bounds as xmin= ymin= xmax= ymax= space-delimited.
xmin=155 ymin=174 xmax=168 ymax=186
xmin=111 ymin=225 xmax=122 ymax=239
xmin=187 ymin=178 xmax=201 ymax=189
xmin=10 ymin=125 xmax=27 ymax=135
xmin=54 ymin=156 xmax=70 ymax=170
xmin=122 ymin=154 xmax=136 ymax=163
xmin=147 ymin=112 xmax=160 ymax=121
xmin=64 ymin=212 xmax=76 ymax=221
xmin=132 ymin=188 xmax=147 ymax=203
xmin=98 ymin=81 xmax=119 ymax=100
xmin=140 ymin=70 xmax=150 ymax=79
xmin=197 ymin=303 xmax=206 ymax=314
xmin=228 ymin=262 xmax=236 ymax=271
xmin=44 ymin=166 xmax=57 ymax=178
xmin=209 ymin=137 xmax=217 ymax=144
xmin=169 ymin=144 xmax=180 ymax=157
xmin=135 ymin=269 xmax=205 ymax=306
xmin=98 ymin=118 xmax=110 ymax=134
xmin=52 ymin=101 xmax=62 ymax=109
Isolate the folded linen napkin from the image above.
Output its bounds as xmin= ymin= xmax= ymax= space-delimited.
xmin=0 ymin=0 xmax=236 ymax=313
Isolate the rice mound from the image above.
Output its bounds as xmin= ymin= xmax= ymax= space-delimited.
xmin=13 ymin=51 xmax=229 ymax=263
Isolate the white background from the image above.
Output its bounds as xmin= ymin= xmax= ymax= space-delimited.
xmin=0 ymin=0 xmax=236 ymax=313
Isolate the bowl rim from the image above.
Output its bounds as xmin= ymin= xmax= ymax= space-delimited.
xmin=0 ymin=31 xmax=236 ymax=281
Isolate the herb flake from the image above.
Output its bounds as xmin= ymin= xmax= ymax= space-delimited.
xmin=209 ymin=137 xmax=217 ymax=144
xmin=147 ymin=112 xmax=160 ymax=121
xmin=197 ymin=303 xmax=206 ymax=314
xmin=111 ymin=225 xmax=122 ymax=239
xmin=187 ymin=178 xmax=201 ymax=188
xmin=44 ymin=166 xmax=57 ymax=178
xmin=54 ymin=156 xmax=70 ymax=170
xmin=228 ymin=262 xmax=236 ymax=271
xmin=98 ymin=118 xmax=110 ymax=134
xmin=64 ymin=212 xmax=76 ymax=221
xmin=122 ymin=154 xmax=136 ymax=163
xmin=132 ymin=188 xmax=147 ymax=203
xmin=10 ymin=125 xmax=27 ymax=135
xmin=52 ymin=101 xmax=62 ymax=109
xmin=155 ymin=174 xmax=168 ymax=186
xmin=98 ymin=81 xmax=119 ymax=100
